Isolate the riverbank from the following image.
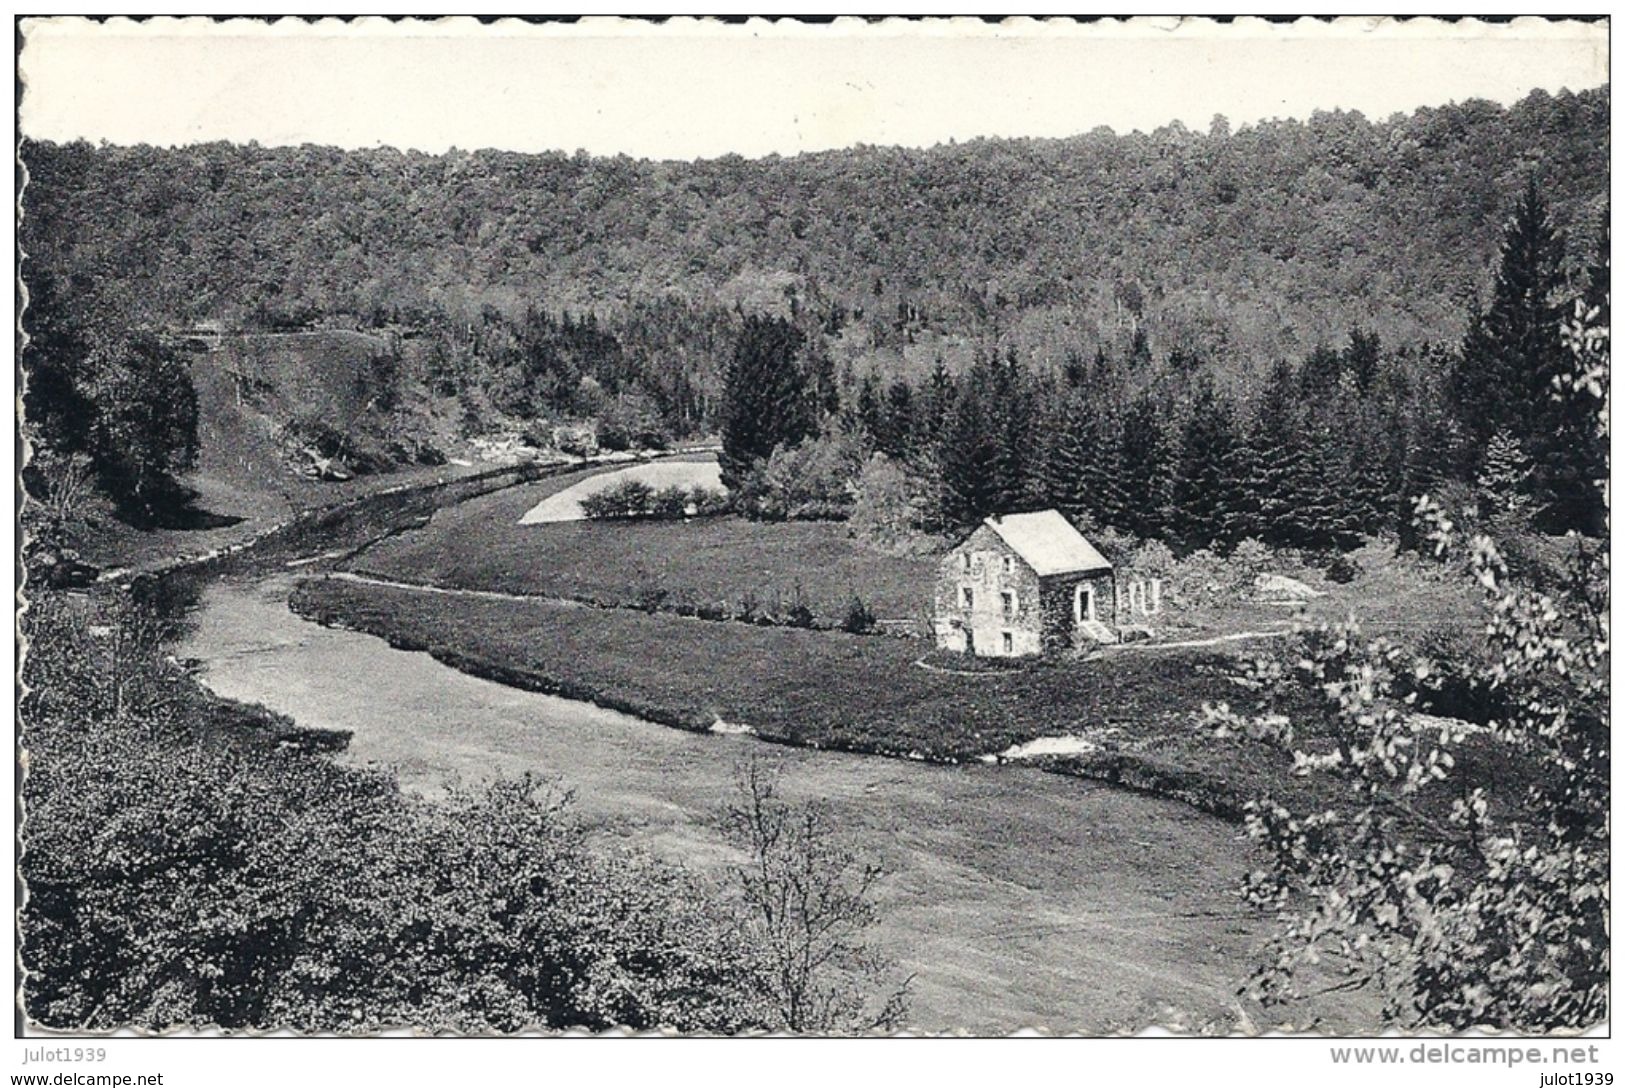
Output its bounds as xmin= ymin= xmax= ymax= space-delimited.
xmin=190 ymin=575 xmax=1377 ymax=1033
xmin=291 ymin=573 xmax=1337 ymax=823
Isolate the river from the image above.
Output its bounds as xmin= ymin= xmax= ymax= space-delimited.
xmin=182 ymin=573 xmax=1365 ymax=1034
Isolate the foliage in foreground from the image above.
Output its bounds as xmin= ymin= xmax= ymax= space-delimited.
xmin=1203 ymin=314 xmax=1608 ymax=1029
xmin=19 ymin=589 xmax=906 ymax=1033
xmin=722 ymin=760 xmax=911 ymax=1034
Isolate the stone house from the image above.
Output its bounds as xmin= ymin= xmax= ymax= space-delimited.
xmin=933 ymin=510 xmax=1119 ymax=657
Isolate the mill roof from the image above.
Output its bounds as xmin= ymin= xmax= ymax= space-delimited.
xmin=982 ymin=510 xmax=1113 ymax=577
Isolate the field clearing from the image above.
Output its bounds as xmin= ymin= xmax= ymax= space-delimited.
xmin=352 ymin=492 xmax=937 ymax=627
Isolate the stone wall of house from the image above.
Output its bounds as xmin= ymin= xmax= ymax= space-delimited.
xmin=1034 ymin=569 xmax=1118 ymax=649
xmin=933 ymin=525 xmax=1045 ymax=656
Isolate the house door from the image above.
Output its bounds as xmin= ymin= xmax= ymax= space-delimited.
xmin=1074 ymin=585 xmax=1096 ymax=625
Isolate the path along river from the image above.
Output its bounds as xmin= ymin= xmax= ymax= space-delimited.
xmin=182 ymin=573 xmax=1369 ymax=1034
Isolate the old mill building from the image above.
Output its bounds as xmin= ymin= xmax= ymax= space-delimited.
xmin=933 ymin=510 xmax=1160 ymax=657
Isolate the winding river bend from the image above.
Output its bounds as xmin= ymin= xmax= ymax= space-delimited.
xmin=183 ymin=572 xmax=1363 ymax=1034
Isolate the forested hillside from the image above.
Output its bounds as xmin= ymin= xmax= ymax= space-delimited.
xmin=23 ymin=86 xmax=1606 ymax=360
xmin=19 ymin=85 xmax=1609 ymax=544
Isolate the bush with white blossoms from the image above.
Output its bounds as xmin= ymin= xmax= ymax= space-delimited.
xmin=1202 ymin=309 xmax=1608 ymax=1031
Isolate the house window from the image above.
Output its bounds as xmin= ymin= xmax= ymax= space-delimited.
xmin=962 ymin=552 xmax=973 ymax=572
xmin=1001 ymin=555 xmax=1014 ymax=574
xmin=1075 ymin=585 xmax=1096 ymax=624
xmin=1001 ymin=631 xmax=1014 ymax=654
xmin=1001 ymin=590 xmax=1016 ymax=618
xmin=961 ymin=586 xmax=974 ymax=609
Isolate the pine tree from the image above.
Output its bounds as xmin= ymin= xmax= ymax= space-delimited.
xmin=993 ymin=357 xmax=1041 ymax=512
xmin=912 ymin=358 xmax=955 ymax=459
xmin=1171 ymin=383 xmax=1241 ymax=549
xmin=1252 ymin=360 xmax=1311 ymax=548
xmin=1475 ymin=432 xmax=1536 ymax=520
xmin=1541 ymin=215 xmax=1609 ymax=536
xmin=937 ymin=379 xmax=1004 ymax=530
xmin=878 ymin=379 xmax=916 ymax=460
xmin=1118 ymin=393 xmax=1175 ymax=540
xmin=1082 ymin=407 xmax=1131 ymax=532
xmin=719 ymin=315 xmax=811 ymax=491
xmin=1039 ymin=390 xmax=1092 ymax=519
xmin=1220 ymin=427 xmax=1265 ymax=545
xmin=1452 ymin=179 xmax=1566 ymax=455
xmin=1345 ymin=325 xmax=1382 ymax=394
xmin=852 ymin=372 xmax=884 ymax=443
xmin=1293 ymin=424 xmax=1363 ymax=550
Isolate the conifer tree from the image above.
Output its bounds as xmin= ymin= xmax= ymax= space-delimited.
xmin=938 ymin=377 xmax=1005 ymax=530
xmin=1541 ymin=215 xmax=1609 ymax=536
xmin=1452 ymin=179 xmax=1565 ymax=456
xmin=1039 ymin=389 xmax=1092 ymax=520
xmin=1476 ymin=432 xmax=1536 ymax=520
xmin=1171 ymin=383 xmax=1241 ymax=549
xmin=1118 ymin=393 xmax=1175 ymax=540
xmin=913 ymin=358 xmax=955 ymax=459
xmin=1252 ymin=360 xmax=1312 ymax=547
xmin=1345 ymin=325 xmax=1382 ymax=394
xmin=878 ymin=379 xmax=916 ymax=460
xmin=1293 ymin=425 xmax=1362 ymax=550
xmin=989 ymin=353 xmax=1037 ymax=513
xmin=1220 ymin=427 xmax=1265 ymax=545
xmin=719 ymin=315 xmax=811 ymax=491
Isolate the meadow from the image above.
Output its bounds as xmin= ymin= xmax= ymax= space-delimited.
xmin=293 ymin=573 xmax=1348 ymax=819
xmin=349 ymin=473 xmax=938 ymax=630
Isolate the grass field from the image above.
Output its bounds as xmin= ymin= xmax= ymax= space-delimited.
xmin=350 ymin=478 xmax=937 ymax=628
xmin=292 ymin=574 xmax=1351 ymax=818
xmin=350 ymin=499 xmax=1484 ymax=649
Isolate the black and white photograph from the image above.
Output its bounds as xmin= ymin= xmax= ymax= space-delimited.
xmin=11 ymin=12 xmax=1611 ymax=1075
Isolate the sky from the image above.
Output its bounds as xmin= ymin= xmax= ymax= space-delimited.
xmin=17 ymin=16 xmax=1610 ymax=161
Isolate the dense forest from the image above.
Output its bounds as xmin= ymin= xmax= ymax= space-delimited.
xmin=20 ymin=85 xmax=1609 ymax=541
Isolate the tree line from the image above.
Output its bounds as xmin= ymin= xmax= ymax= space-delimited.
xmin=21 ymin=86 xmax=1605 ymax=370
xmin=723 ymin=180 xmax=1608 ymax=544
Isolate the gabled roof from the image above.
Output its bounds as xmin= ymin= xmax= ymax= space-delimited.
xmin=981 ymin=510 xmax=1112 ymax=577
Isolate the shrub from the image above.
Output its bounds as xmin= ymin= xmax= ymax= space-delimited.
xmin=579 ymin=478 xmax=655 ymax=519
xmin=18 ymin=590 xmax=770 ymax=1033
xmin=596 ymin=390 xmax=670 ymax=452
xmin=841 ymin=595 xmax=877 ymax=635
xmin=521 ymin=418 xmax=556 ymax=450
xmin=743 ymin=428 xmax=864 ymax=521
xmin=785 ymin=601 xmax=816 ymax=629
xmin=1126 ymin=539 xmax=1175 ymax=577
xmin=1324 ymin=553 xmax=1362 ymax=584
xmin=580 ymin=479 xmax=729 ymax=521
xmin=848 ymin=454 xmax=936 ymax=555
xmin=649 ymin=485 xmax=691 ymax=520
xmin=1203 ymin=502 xmax=1608 ymax=1030
xmin=1088 ymin=525 xmax=1142 ymax=566
xmin=688 ymin=485 xmax=732 ymax=518
xmin=1228 ymin=537 xmax=1271 ymax=585
xmin=554 ymin=424 xmax=599 ymax=458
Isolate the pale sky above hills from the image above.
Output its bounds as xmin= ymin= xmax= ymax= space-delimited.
xmin=19 ymin=16 xmax=1609 ymax=161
